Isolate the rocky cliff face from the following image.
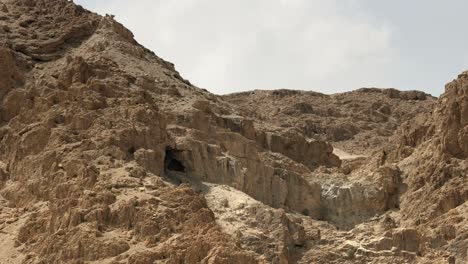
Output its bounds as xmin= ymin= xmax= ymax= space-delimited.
xmin=380 ymin=71 xmax=468 ymax=261
xmin=0 ymin=1 xmax=466 ymax=264
xmin=224 ymin=88 xmax=435 ymax=155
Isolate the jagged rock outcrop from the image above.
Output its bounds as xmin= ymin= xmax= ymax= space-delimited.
xmin=0 ymin=1 xmax=259 ymax=263
xmin=356 ymin=71 xmax=468 ymax=263
xmin=0 ymin=0 xmax=466 ymax=263
xmin=224 ymin=88 xmax=435 ymax=155
xmin=320 ymin=166 xmax=401 ymax=230
xmin=439 ymin=71 xmax=468 ymax=158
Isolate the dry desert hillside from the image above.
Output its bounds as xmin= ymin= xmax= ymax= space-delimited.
xmin=0 ymin=1 xmax=466 ymax=263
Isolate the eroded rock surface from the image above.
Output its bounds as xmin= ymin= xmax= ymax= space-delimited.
xmin=224 ymin=88 xmax=436 ymax=155
xmin=0 ymin=1 xmax=466 ymax=263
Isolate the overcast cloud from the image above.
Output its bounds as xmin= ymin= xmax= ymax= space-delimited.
xmin=75 ymin=0 xmax=468 ymax=96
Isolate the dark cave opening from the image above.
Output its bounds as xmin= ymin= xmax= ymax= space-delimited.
xmin=164 ymin=148 xmax=185 ymax=173
xmin=128 ymin=146 xmax=136 ymax=155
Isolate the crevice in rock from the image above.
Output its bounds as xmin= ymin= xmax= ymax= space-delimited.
xmin=164 ymin=148 xmax=188 ymax=185
xmin=127 ymin=146 xmax=136 ymax=158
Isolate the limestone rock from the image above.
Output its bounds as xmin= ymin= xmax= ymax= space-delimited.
xmin=0 ymin=0 xmax=466 ymax=263
xmin=0 ymin=47 xmax=23 ymax=100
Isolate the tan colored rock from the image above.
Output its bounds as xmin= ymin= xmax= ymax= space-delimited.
xmin=439 ymin=71 xmax=468 ymax=157
xmin=224 ymin=88 xmax=435 ymax=155
xmin=1 ymin=3 xmax=8 ymax=13
xmin=58 ymin=56 xmax=92 ymax=87
xmin=0 ymin=161 xmax=8 ymax=183
xmin=0 ymin=47 xmax=22 ymax=100
xmin=0 ymin=1 xmax=466 ymax=263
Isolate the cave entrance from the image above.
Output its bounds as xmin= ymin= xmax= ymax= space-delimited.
xmin=164 ymin=148 xmax=185 ymax=173
xmin=164 ymin=148 xmax=188 ymax=186
xmin=166 ymin=156 xmax=185 ymax=172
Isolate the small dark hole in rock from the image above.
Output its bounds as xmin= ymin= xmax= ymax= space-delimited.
xmin=167 ymin=157 xmax=185 ymax=172
xmin=165 ymin=148 xmax=185 ymax=173
xmin=128 ymin=147 xmax=136 ymax=155
xmin=54 ymin=115 xmax=65 ymax=124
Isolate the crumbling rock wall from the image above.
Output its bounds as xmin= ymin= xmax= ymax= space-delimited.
xmin=166 ymin=125 xmax=324 ymax=220
xmin=224 ymin=89 xmax=435 ymax=155
xmin=363 ymin=72 xmax=468 ymax=263
xmin=438 ymin=71 xmax=468 ymax=158
xmin=0 ymin=1 xmax=262 ymax=262
xmin=0 ymin=0 xmax=466 ymax=263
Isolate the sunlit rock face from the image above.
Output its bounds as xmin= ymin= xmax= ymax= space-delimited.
xmin=0 ymin=1 xmax=465 ymax=263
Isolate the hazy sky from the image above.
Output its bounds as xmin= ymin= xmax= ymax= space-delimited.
xmin=74 ymin=0 xmax=468 ymax=96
